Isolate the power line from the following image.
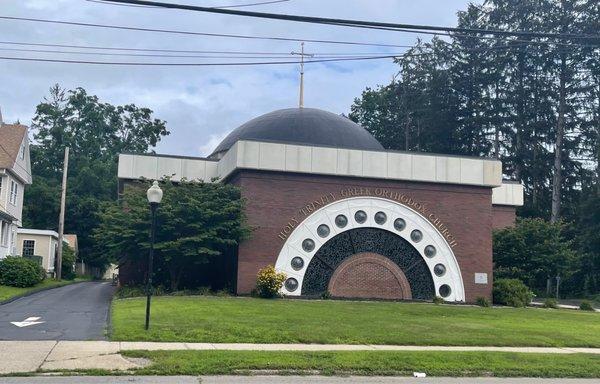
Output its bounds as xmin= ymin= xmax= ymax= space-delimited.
xmin=0 ymin=16 xmax=412 ymax=48
xmin=102 ymin=0 xmax=600 ymax=41
xmin=2 ymin=15 xmax=596 ymax=53
xmin=213 ymin=0 xmax=291 ymax=9
xmin=0 ymin=54 xmax=399 ymax=66
xmin=0 ymin=40 xmax=407 ymax=56
xmin=0 ymin=47 xmax=396 ymax=59
xmin=86 ymin=0 xmax=291 ymax=9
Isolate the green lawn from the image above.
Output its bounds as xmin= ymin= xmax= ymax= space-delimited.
xmin=122 ymin=350 xmax=600 ymax=377
xmin=0 ymin=278 xmax=88 ymax=302
xmin=111 ymin=296 xmax=600 ymax=347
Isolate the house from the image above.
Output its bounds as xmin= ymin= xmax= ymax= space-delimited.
xmin=15 ymin=228 xmax=58 ymax=274
xmin=0 ymin=116 xmax=32 ymax=259
xmin=64 ymin=234 xmax=83 ymax=274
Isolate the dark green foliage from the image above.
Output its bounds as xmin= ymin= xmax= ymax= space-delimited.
xmin=61 ymin=244 xmax=76 ymax=280
xmin=493 ymin=279 xmax=533 ymax=308
xmin=432 ymin=296 xmax=444 ymax=305
xmin=476 ymin=297 xmax=490 ymax=307
xmin=94 ymin=179 xmax=248 ymax=290
xmin=493 ymin=219 xmax=576 ymax=294
xmin=543 ymin=298 xmax=558 ymax=309
xmin=0 ymin=256 xmax=45 ymax=288
xmin=24 ymin=85 xmax=169 ymax=269
xmin=579 ymin=301 xmax=594 ymax=311
xmin=574 ymin=195 xmax=600 ymax=295
xmin=350 ymin=1 xmax=599 ymax=296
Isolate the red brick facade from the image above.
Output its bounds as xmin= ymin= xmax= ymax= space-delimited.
xmin=328 ymin=252 xmax=412 ymax=300
xmin=492 ymin=205 xmax=517 ymax=230
xmin=228 ymin=169 xmax=500 ymax=302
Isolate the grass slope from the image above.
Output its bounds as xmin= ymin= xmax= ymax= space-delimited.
xmin=111 ymin=296 xmax=600 ymax=347
xmin=0 ymin=278 xmax=88 ymax=302
xmin=123 ymin=350 xmax=600 ymax=377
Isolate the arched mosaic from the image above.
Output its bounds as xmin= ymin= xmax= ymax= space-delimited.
xmin=302 ymin=228 xmax=434 ymax=299
xmin=274 ymin=197 xmax=465 ymax=301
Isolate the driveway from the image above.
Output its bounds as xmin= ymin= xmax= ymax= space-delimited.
xmin=0 ymin=281 xmax=116 ymax=340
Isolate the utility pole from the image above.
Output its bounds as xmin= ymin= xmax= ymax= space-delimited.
xmin=56 ymin=147 xmax=69 ymax=280
xmin=291 ymin=42 xmax=314 ymax=108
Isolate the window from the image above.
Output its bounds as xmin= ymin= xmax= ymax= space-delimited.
xmin=9 ymin=181 xmax=17 ymax=205
xmin=22 ymin=240 xmax=35 ymax=256
xmin=19 ymin=143 xmax=25 ymax=160
xmin=0 ymin=221 xmax=8 ymax=247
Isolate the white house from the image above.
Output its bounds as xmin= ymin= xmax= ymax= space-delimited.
xmin=0 ymin=118 xmax=32 ymax=259
xmin=15 ymin=228 xmax=58 ymax=274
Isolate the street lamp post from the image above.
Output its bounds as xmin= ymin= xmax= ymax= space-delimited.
xmin=145 ymin=180 xmax=163 ymax=330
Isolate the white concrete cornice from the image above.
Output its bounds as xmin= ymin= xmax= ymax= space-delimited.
xmin=492 ymin=182 xmax=524 ymax=206
xmin=218 ymin=141 xmax=503 ymax=187
xmin=118 ymin=140 xmax=511 ymax=190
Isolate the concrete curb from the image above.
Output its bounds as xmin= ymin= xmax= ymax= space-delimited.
xmin=3 ymin=340 xmax=600 ymax=375
xmin=0 ymin=280 xmax=89 ymax=306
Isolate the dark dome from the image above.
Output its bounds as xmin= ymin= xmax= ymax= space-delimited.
xmin=211 ymin=108 xmax=383 ymax=156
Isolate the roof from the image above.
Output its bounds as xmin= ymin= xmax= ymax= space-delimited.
xmin=63 ymin=234 xmax=78 ymax=250
xmin=17 ymin=228 xmax=59 ymax=238
xmin=210 ymin=108 xmax=384 ymax=157
xmin=0 ymin=123 xmax=27 ymax=170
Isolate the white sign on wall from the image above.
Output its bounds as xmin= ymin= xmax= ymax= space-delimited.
xmin=474 ymin=273 xmax=488 ymax=285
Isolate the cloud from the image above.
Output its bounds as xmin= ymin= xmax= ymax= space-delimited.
xmin=198 ymin=131 xmax=231 ymax=157
xmin=0 ymin=0 xmax=479 ymax=156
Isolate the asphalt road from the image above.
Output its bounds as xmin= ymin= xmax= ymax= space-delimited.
xmin=0 ymin=281 xmax=115 ymax=340
xmin=1 ymin=377 xmax=599 ymax=384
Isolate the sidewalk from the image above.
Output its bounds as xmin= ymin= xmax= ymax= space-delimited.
xmin=2 ymin=340 xmax=600 ymax=374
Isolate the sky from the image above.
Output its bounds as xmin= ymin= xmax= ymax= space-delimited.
xmin=0 ymin=0 xmax=479 ymax=157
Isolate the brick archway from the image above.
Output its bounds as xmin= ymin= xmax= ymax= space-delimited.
xmin=275 ymin=196 xmax=465 ymax=301
xmin=328 ymin=252 xmax=412 ymax=300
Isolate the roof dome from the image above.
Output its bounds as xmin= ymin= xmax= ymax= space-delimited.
xmin=210 ymin=108 xmax=383 ymax=157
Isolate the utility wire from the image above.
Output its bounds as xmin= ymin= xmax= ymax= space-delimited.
xmin=0 ymin=40 xmax=409 ymax=56
xmin=0 ymin=42 xmax=544 ymax=65
xmin=2 ymin=15 xmax=597 ymax=51
xmin=102 ymin=0 xmax=600 ymax=41
xmin=0 ymin=15 xmax=411 ymax=48
xmin=213 ymin=0 xmax=291 ymax=9
xmin=0 ymin=54 xmax=399 ymax=66
xmin=0 ymin=47 xmax=396 ymax=59
xmin=86 ymin=0 xmax=291 ymax=9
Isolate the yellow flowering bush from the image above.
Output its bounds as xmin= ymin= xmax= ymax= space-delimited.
xmin=256 ymin=265 xmax=286 ymax=298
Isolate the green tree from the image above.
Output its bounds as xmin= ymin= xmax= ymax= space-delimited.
xmin=93 ymin=179 xmax=249 ymax=290
xmin=493 ymin=218 xmax=576 ymax=295
xmin=24 ymin=85 xmax=169 ymax=269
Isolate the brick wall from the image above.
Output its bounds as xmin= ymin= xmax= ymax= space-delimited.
xmin=328 ymin=252 xmax=412 ymax=300
xmin=492 ymin=205 xmax=517 ymax=229
xmin=230 ymin=169 xmax=494 ymax=302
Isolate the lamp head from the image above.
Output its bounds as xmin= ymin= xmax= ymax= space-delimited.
xmin=147 ymin=180 xmax=163 ymax=204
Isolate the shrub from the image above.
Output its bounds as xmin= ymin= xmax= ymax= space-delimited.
xmin=0 ymin=256 xmax=45 ymax=287
xmin=543 ymin=298 xmax=558 ymax=309
xmin=580 ymin=300 xmax=594 ymax=311
xmin=432 ymin=296 xmax=444 ymax=305
xmin=256 ymin=265 xmax=286 ymax=298
xmin=61 ymin=244 xmax=77 ymax=280
xmin=492 ymin=278 xmax=533 ymax=307
xmin=476 ymin=296 xmax=490 ymax=307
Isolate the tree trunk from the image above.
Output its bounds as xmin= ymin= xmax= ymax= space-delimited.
xmin=169 ymin=264 xmax=183 ymax=291
xmin=551 ymin=52 xmax=567 ymax=223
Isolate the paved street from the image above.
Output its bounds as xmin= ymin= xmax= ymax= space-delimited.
xmin=0 ymin=281 xmax=115 ymax=340
xmin=1 ymin=376 xmax=600 ymax=384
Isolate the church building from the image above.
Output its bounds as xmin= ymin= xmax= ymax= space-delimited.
xmin=118 ymin=107 xmax=523 ymax=303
